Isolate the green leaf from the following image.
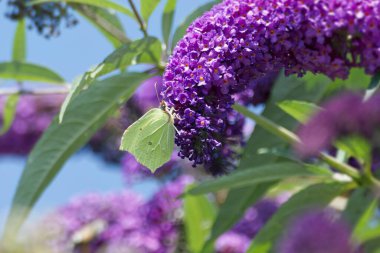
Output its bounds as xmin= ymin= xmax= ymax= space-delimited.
xmin=188 ymin=163 xmax=319 ymax=195
xmin=200 ymin=72 xmax=331 ymax=253
xmin=4 ymin=73 xmax=148 ymax=237
xmin=0 ymin=94 xmax=20 ymax=135
xmin=277 ymin=100 xmax=321 ymax=123
xmin=247 ymin=183 xmax=352 ymax=253
xmin=0 ymin=62 xmax=65 ymax=84
xmin=171 ymin=1 xmax=216 ymax=49
xmin=335 ymin=135 xmax=372 ymax=166
xmin=162 ymin=0 xmax=176 ymax=48
xmin=59 ymin=37 xmax=161 ymax=122
xmin=75 ymin=4 xmax=128 ymax=47
xmin=29 ymin=0 xmax=135 ymax=19
xmin=343 ymin=188 xmax=375 ymax=229
xmin=368 ymin=72 xmax=380 ymax=90
xmin=140 ymin=0 xmax=160 ymax=22
xmin=12 ymin=19 xmax=26 ymax=62
xmin=326 ymin=68 xmax=371 ymax=95
xmin=352 ymin=198 xmax=380 ymax=242
xmin=201 ymin=183 xmax=274 ymax=253
xmin=184 ymin=185 xmax=216 ymax=253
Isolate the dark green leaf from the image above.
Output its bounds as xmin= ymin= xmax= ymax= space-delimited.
xmin=184 ymin=185 xmax=216 ymax=253
xmin=277 ymin=100 xmax=321 ymax=123
xmin=12 ymin=19 xmax=26 ymax=62
xmin=59 ymin=37 xmax=161 ymax=122
xmin=0 ymin=62 xmax=65 ymax=84
xmin=4 ymin=73 xmax=148 ymax=237
xmin=369 ymin=72 xmax=380 ymax=90
xmin=171 ymin=1 xmax=216 ymax=49
xmin=189 ymin=163 xmax=320 ymax=195
xmin=0 ymin=94 xmax=20 ymax=135
xmin=162 ymin=0 xmax=176 ymax=48
xmin=29 ymin=0 xmax=135 ymax=19
xmin=75 ymin=4 xmax=128 ymax=47
xmin=141 ymin=0 xmax=160 ymax=22
xmin=200 ymin=72 xmax=330 ymax=253
xmin=246 ymin=183 xmax=352 ymax=253
xmin=343 ymin=188 xmax=375 ymax=228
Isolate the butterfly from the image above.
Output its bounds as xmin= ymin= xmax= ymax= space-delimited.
xmin=119 ymin=100 xmax=177 ymax=173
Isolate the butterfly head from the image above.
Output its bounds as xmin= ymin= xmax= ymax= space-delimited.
xmin=160 ymin=100 xmax=168 ymax=111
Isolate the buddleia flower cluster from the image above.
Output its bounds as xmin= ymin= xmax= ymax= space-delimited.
xmin=0 ymin=95 xmax=63 ymax=155
xmin=295 ymin=92 xmax=380 ymax=173
xmin=278 ymin=210 xmax=362 ymax=253
xmin=162 ymin=0 xmax=380 ymax=173
xmin=35 ymin=175 xmax=283 ymax=253
xmin=4 ymin=0 xmax=77 ymax=37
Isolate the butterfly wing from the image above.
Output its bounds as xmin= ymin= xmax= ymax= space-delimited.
xmin=120 ymin=108 xmax=175 ymax=172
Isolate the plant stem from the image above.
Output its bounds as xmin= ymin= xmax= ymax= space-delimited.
xmin=233 ymin=104 xmax=361 ymax=181
xmin=127 ymin=0 xmax=148 ymax=37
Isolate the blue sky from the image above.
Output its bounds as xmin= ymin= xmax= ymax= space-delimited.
xmin=0 ymin=0 xmax=211 ymax=228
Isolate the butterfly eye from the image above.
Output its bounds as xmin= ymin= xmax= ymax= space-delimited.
xmin=148 ymin=141 xmax=153 ymax=145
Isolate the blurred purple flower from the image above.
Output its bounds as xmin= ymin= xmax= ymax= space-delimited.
xmin=215 ymin=232 xmax=250 ymax=253
xmin=295 ymin=92 xmax=380 ymax=158
xmin=131 ymin=76 xmax=164 ymax=112
xmin=163 ymin=0 xmax=380 ymax=172
xmin=278 ymin=211 xmax=360 ymax=253
xmin=0 ymin=95 xmax=63 ymax=155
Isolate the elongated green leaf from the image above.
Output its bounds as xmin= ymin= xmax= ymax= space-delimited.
xmin=277 ymin=100 xmax=321 ymax=123
xmin=352 ymin=199 xmax=380 ymax=242
xmin=335 ymin=136 xmax=371 ymax=166
xmin=0 ymin=94 xmax=20 ymax=135
xmin=141 ymin=0 xmax=160 ymax=22
xmin=59 ymin=37 xmax=161 ymax=122
xmin=247 ymin=183 xmax=352 ymax=253
xmin=171 ymin=1 xmax=216 ymax=49
xmin=189 ymin=163 xmax=318 ymax=195
xmin=12 ymin=19 xmax=26 ymax=62
xmin=0 ymin=62 xmax=65 ymax=84
xmin=369 ymin=72 xmax=380 ymax=90
xmin=184 ymin=185 xmax=216 ymax=253
xmin=343 ymin=188 xmax=375 ymax=228
xmin=200 ymin=73 xmax=330 ymax=253
xmin=75 ymin=4 xmax=128 ymax=47
xmin=29 ymin=0 xmax=135 ymax=19
xmin=4 ymin=73 xmax=148 ymax=237
xmin=162 ymin=0 xmax=176 ymax=47
xmin=201 ymin=183 xmax=274 ymax=253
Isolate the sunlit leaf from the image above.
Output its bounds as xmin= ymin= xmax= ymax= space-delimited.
xmin=277 ymin=100 xmax=321 ymax=123
xmin=184 ymin=185 xmax=216 ymax=253
xmin=12 ymin=19 xmax=26 ymax=62
xmin=75 ymin=4 xmax=128 ymax=47
xmin=140 ymin=0 xmax=160 ymax=22
xmin=0 ymin=94 xmax=20 ymax=135
xmin=4 ymin=73 xmax=148 ymax=237
xmin=59 ymin=37 xmax=161 ymax=122
xmin=0 ymin=62 xmax=65 ymax=84
xmin=162 ymin=0 xmax=176 ymax=48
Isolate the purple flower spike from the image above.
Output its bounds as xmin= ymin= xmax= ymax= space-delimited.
xmin=163 ymin=0 xmax=380 ymax=172
xmin=278 ymin=211 xmax=360 ymax=253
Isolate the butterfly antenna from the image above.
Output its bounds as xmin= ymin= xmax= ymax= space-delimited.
xmin=154 ymin=82 xmax=161 ymax=103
